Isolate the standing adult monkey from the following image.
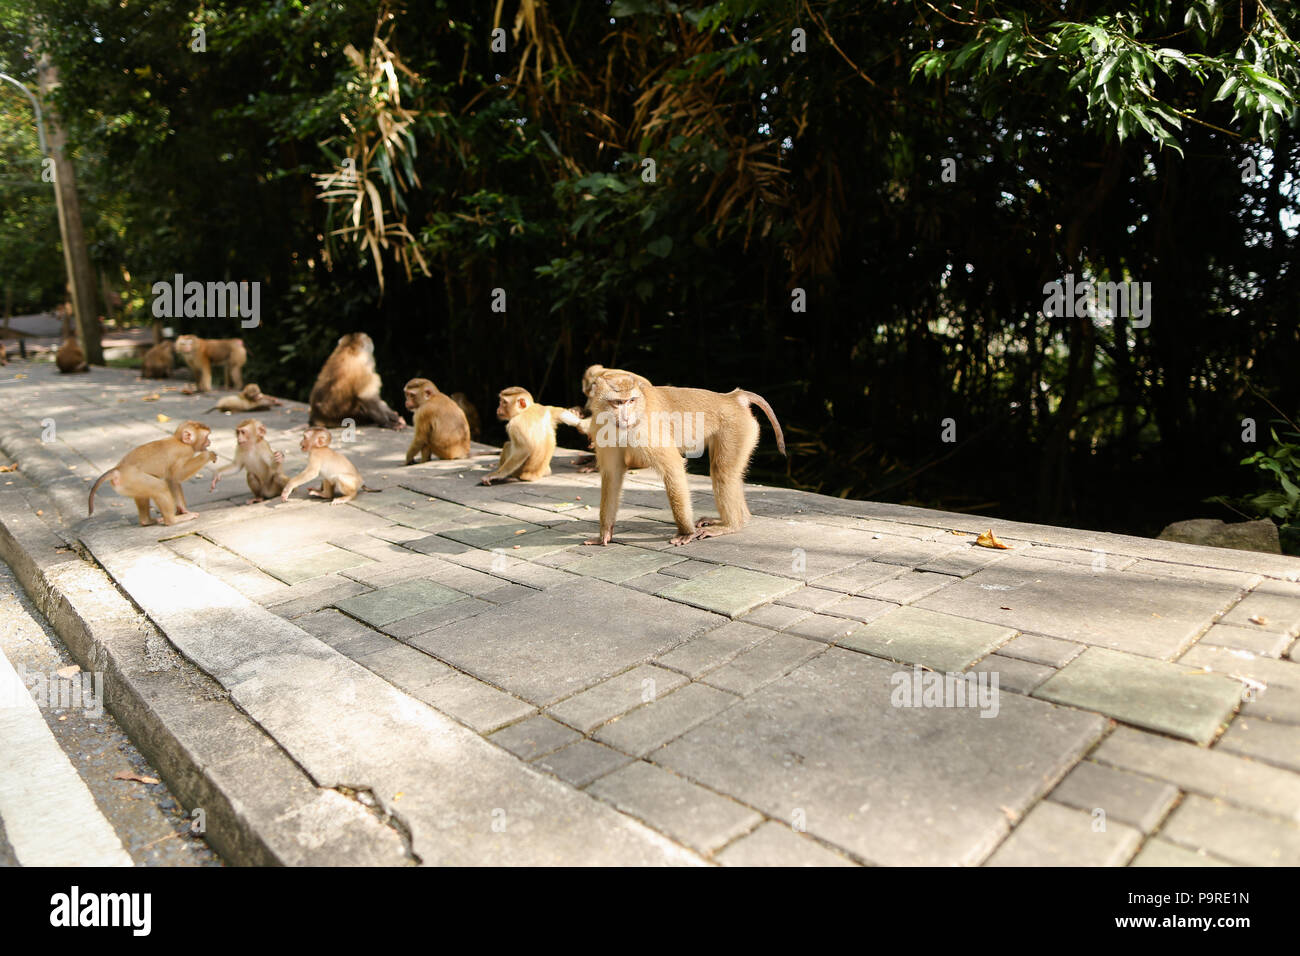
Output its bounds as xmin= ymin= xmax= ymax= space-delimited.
xmin=583 ymin=370 xmax=785 ymax=546
xmin=480 ymin=387 xmax=582 ymax=484
xmin=308 ymin=333 xmax=406 ymax=430
xmin=87 ymin=421 xmax=216 ymax=526
xmin=175 ymin=335 xmax=247 ymax=392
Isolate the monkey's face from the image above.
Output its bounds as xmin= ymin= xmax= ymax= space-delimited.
xmin=175 ymin=335 xmax=196 ymax=355
xmin=497 ymin=393 xmax=529 ymax=421
xmin=242 ymin=385 xmax=261 ymax=399
xmin=594 ymin=376 xmax=644 ymax=431
xmin=235 ymin=425 xmax=255 ymax=446
xmin=301 ymin=429 xmax=330 ymax=452
xmin=403 ymin=380 xmax=430 ymax=411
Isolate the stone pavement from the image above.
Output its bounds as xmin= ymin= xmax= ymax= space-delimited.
xmin=1 ymin=359 xmax=1298 ymax=866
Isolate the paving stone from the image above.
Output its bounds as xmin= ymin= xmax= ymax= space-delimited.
xmin=783 ymin=613 xmax=862 ymax=644
xmin=715 ymin=821 xmax=857 ymax=866
xmin=818 ymin=595 xmax=897 ymax=624
xmin=491 ymin=562 xmax=580 ymax=590
xmin=984 ymin=801 xmax=1141 ymax=866
xmin=1126 ymin=560 xmax=1258 ymax=588
xmin=404 ymin=533 xmax=475 ymax=557
xmin=479 ymin=582 xmax=541 ymax=605
xmin=840 ymin=606 xmax=1014 ymax=671
xmin=654 ymin=649 xmax=1105 ymax=866
xmin=534 ymin=740 xmax=634 ymax=788
xmin=859 ymin=570 xmax=953 ymax=604
xmin=917 ymin=547 xmax=1013 ymax=578
xmin=669 ymin=521 xmax=880 ymax=582
xmin=1160 ymin=795 xmax=1300 ymax=866
xmin=339 ymin=553 xmax=452 ymax=588
xmin=334 ymin=579 xmax=468 ymax=628
xmin=595 ymin=683 xmax=739 ymax=757
xmin=1216 ymin=718 xmax=1300 ymax=773
xmin=659 ymin=559 xmax=722 ymax=579
xmin=658 ymin=566 xmax=801 ymax=618
xmin=1197 ymin=624 xmax=1291 ymax=658
xmin=488 ymin=715 xmax=581 ymax=760
xmin=438 ymin=518 xmax=545 ymax=548
xmin=656 ymin=622 xmax=776 ymax=680
xmin=357 ymin=642 xmax=461 ymax=699
xmin=997 ymin=633 xmax=1085 ymax=668
xmin=1022 ymin=545 xmax=1136 ymax=571
xmin=623 ymin=572 xmax=682 ymax=594
xmin=778 ymin=587 xmax=849 ymax=611
xmin=869 ymin=538 xmax=968 ymax=568
xmin=261 ymin=545 xmax=374 ymax=585
xmin=739 ymin=603 xmax=811 ymax=631
xmin=588 ymin=762 xmax=762 ymax=854
xmin=974 ymin=655 xmax=1055 ymax=695
xmin=1242 ymin=685 xmax=1300 ymax=724
xmin=367 ymin=523 xmax=437 ymax=545
xmin=497 ymin=526 xmax=591 ymax=561
xmin=295 ymin=609 xmax=399 ymax=660
xmin=416 ymin=672 xmax=536 ymax=734
xmin=547 ymin=665 xmax=689 ymax=734
xmin=1048 ymin=761 xmax=1178 ymax=832
xmin=262 ymin=574 xmax=372 ymax=619
xmin=410 ymin=577 xmax=723 ymax=706
xmin=1219 ymin=580 xmax=1300 ymax=634
xmin=914 ymin=556 xmax=1242 ymax=659
xmin=702 ymin=635 xmax=823 ymax=697
xmin=1129 ymin=838 xmax=1232 ymax=867
xmin=427 ymin=564 xmax=509 ymax=596
xmin=205 ymin=503 xmax=389 ymax=561
xmin=1035 ymin=647 xmax=1241 ymax=744
xmin=1179 ymin=644 xmax=1300 ymax=690
xmin=328 ymin=533 xmax=414 ymax=561
xmin=385 ymin=598 xmax=494 ymax=639
xmin=1093 ymin=727 xmax=1300 ymax=821
xmin=564 ymin=547 xmax=684 ymax=583
xmin=809 ymin=562 xmax=904 ymax=594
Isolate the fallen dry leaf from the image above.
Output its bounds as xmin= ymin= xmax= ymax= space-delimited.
xmin=142 ymin=393 xmax=161 ymax=402
xmin=975 ymin=529 xmax=1012 ymax=550
xmin=35 ymin=509 xmax=42 ymax=516
xmin=13 ymin=373 xmax=25 ymax=380
xmin=1000 ymin=605 xmax=1013 ymax=610
xmin=949 ymin=529 xmax=971 ymax=536
xmin=514 ymin=529 xmax=528 ymax=535
xmin=1248 ymin=614 xmax=1269 ymax=626
xmin=56 ymin=665 xmax=80 ymax=678
xmin=156 ymin=413 xmax=171 ymax=423
xmin=113 ymin=771 xmax=160 ymax=785
xmin=0 ymin=463 xmax=17 ymax=472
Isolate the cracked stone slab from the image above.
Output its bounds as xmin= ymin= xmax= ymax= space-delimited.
xmin=653 ymin=649 xmax=1105 ymax=866
xmin=914 ymin=556 xmax=1242 ymax=659
xmin=588 ymin=761 xmax=763 ymax=854
xmin=409 ymin=577 xmax=723 ymax=706
xmin=839 ymin=605 xmax=1015 ymax=671
xmin=658 ymin=566 xmax=801 ymax=618
xmin=1034 ymin=647 xmax=1240 ymax=744
xmin=714 ymin=821 xmax=857 ymax=866
xmin=546 ymin=665 xmax=689 ymax=734
xmin=655 ymin=622 xmax=776 ymax=680
xmin=701 ymin=634 xmax=824 ymax=697
xmin=984 ymin=801 xmax=1141 ymax=866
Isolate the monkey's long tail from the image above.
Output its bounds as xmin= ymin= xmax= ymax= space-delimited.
xmin=87 ymin=469 xmax=116 ymax=515
xmin=740 ymin=391 xmax=787 ymax=457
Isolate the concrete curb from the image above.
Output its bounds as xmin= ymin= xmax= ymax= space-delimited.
xmin=0 ymin=435 xmax=413 ymax=865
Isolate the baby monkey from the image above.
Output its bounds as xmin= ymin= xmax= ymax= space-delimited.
xmin=403 ymin=377 xmax=471 ymax=463
xmin=88 ymin=420 xmax=215 ymax=526
xmin=280 ymin=427 xmax=367 ymax=505
xmin=480 ymin=387 xmax=582 ymax=485
xmin=210 ymin=419 xmax=288 ymax=503
xmin=207 ymin=383 xmax=282 ymax=414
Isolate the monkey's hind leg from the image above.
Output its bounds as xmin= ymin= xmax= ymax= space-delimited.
xmin=692 ymin=419 xmax=759 ymax=539
xmin=308 ymin=479 xmax=336 ymax=500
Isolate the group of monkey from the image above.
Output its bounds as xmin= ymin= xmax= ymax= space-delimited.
xmin=74 ymin=330 xmax=787 ymax=548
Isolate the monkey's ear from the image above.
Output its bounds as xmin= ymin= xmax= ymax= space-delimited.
xmin=257 ymin=423 xmax=267 ymax=438
xmin=517 ymin=397 xmax=528 ymax=410
xmin=180 ymin=426 xmax=195 ymax=444
xmin=314 ymin=431 xmax=330 ymax=447
xmin=423 ymin=386 xmax=435 ymax=400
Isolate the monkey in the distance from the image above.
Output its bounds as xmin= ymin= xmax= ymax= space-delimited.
xmin=0 ymin=342 xmax=8 ymax=365
xmin=141 ymin=340 xmax=175 ymax=379
xmin=307 ymin=332 xmax=406 ymax=430
xmin=56 ymin=337 xmax=89 ymax=373
xmin=207 ymin=383 xmax=282 ymax=414
xmin=281 ymin=427 xmax=369 ymax=505
xmin=450 ymin=393 xmax=481 ymax=440
xmin=210 ymin=419 xmax=287 ymax=503
xmin=403 ymin=378 xmax=471 ymax=463
xmin=480 ymin=387 xmax=582 ymax=485
xmin=88 ymin=420 xmax=215 ymax=526
xmin=583 ymin=370 xmax=785 ymax=546
xmin=175 ymin=334 xmax=246 ymax=392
